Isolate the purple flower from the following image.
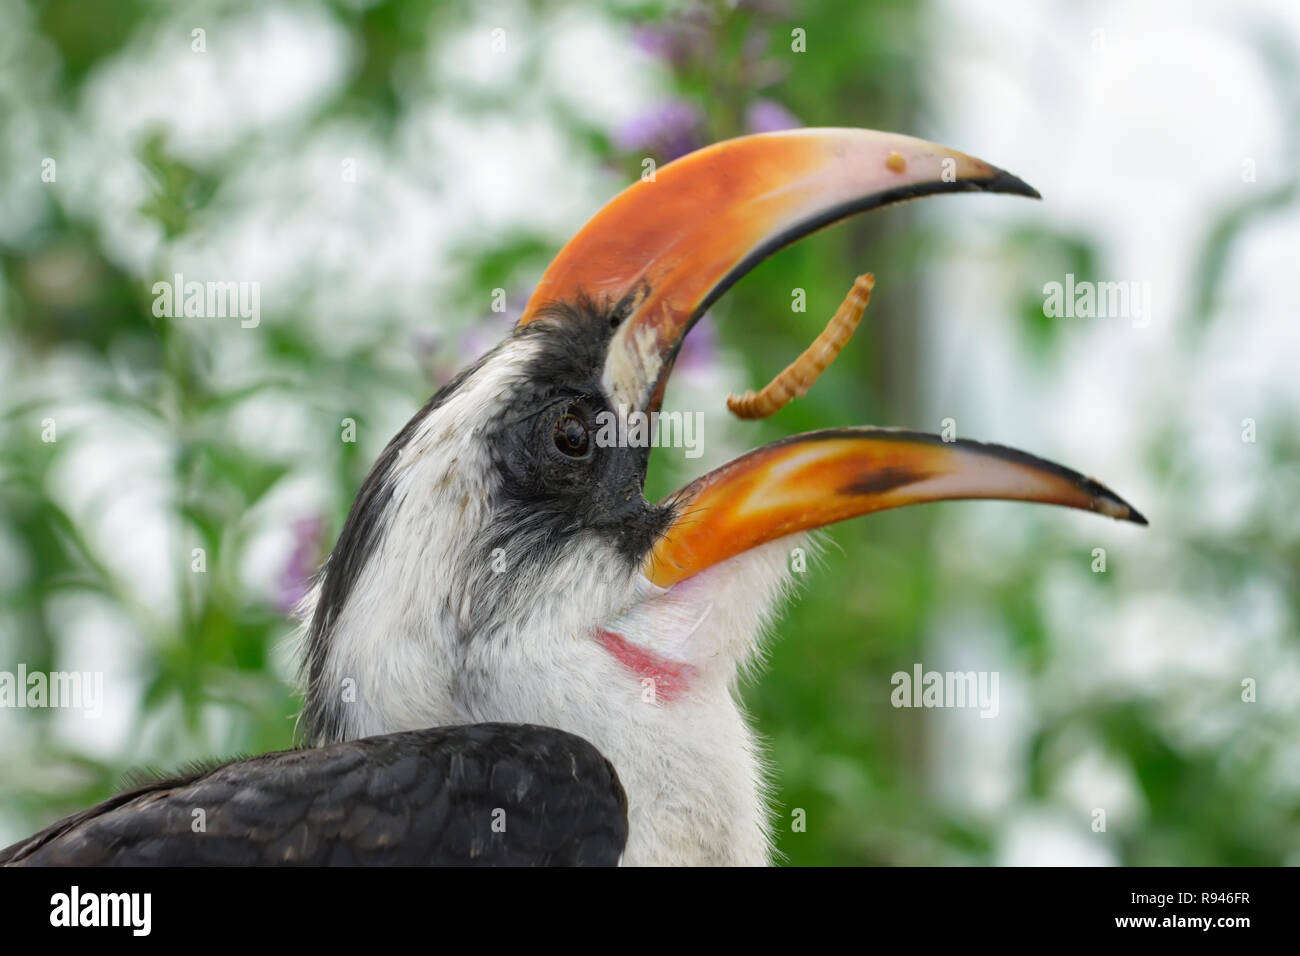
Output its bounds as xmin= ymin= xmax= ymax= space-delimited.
xmin=746 ymin=98 xmax=801 ymax=134
xmin=613 ymin=100 xmax=704 ymax=162
xmin=675 ymin=316 xmax=719 ymax=376
xmin=276 ymin=515 xmax=325 ymax=615
xmin=632 ymin=25 xmax=676 ymax=61
xmin=631 ymin=21 xmax=713 ymax=70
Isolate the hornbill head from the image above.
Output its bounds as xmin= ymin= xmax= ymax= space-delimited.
xmin=299 ymin=128 xmax=1145 ymax=865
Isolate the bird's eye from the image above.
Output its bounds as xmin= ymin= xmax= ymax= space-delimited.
xmin=553 ymin=410 xmax=591 ymax=458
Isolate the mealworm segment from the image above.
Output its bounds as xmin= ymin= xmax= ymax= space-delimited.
xmin=726 ymin=272 xmax=875 ymax=420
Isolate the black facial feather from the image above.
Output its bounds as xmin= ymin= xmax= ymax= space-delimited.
xmin=301 ymin=295 xmax=672 ymax=742
xmin=481 ymin=298 xmax=671 ymax=573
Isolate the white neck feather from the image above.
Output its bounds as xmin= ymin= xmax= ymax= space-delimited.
xmin=296 ymin=344 xmax=802 ymax=865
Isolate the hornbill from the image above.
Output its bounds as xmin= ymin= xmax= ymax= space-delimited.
xmin=2 ymin=128 xmax=1145 ymax=866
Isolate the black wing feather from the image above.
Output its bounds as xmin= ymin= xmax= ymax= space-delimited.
xmin=0 ymin=723 xmax=626 ymax=866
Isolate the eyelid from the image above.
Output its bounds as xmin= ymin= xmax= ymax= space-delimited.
xmin=546 ymin=394 xmax=597 ymax=422
xmin=500 ymin=395 xmax=575 ymax=428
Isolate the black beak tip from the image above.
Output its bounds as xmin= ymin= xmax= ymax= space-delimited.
xmin=1080 ymin=474 xmax=1148 ymax=527
xmin=1125 ymin=505 xmax=1150 ymax=527
xmin=1099 ymin=492 xmax=1148 ymax=527
xmin=983 ymin=166 xmax=1042 ymax=200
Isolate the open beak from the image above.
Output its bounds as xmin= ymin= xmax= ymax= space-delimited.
xmin=521 ymin=128 xmax=1145 ymax=588
xmin=646 ymin=429 xmax=1145 ymax=588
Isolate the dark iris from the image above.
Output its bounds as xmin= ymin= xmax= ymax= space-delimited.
xmin=553 ymin=410 xmax=590 ymax=457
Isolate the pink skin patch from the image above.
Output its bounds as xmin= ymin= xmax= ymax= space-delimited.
xmin=599 ymin=630 xmax=697 ymax=702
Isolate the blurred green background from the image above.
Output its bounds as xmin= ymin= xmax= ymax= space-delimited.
xmin=2 ymin=0 xmax=1298 ymax=864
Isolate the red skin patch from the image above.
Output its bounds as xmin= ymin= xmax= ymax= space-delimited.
xmin=599 ymin=630 xmax=696 ymax=703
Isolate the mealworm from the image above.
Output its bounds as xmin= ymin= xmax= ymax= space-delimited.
xmin=726 ymin=272 xmax=875 ymax=420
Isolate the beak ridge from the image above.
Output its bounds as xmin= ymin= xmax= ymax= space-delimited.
xmin=519 ymin=128 xmax=1041 ymax=414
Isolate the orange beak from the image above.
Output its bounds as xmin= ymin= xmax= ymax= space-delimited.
xmin=646 ymin=429 xmax=1146 ymax=589
xmin=520 ymin=128 xmax=1039 ymax=414
xmin=519 ymin=128 xmax=1144 ymax=588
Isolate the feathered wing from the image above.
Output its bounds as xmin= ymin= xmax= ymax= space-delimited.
xmin=1 ymin=723 xmax=627 ymax=866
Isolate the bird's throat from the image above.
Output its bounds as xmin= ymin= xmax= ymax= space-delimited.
xmin=598 ymin=629 xmax=698 ymax=702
